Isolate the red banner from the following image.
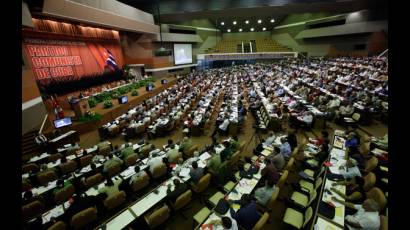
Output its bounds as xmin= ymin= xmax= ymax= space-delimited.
xmin=23 ymin=38 xmax=124 ymax=81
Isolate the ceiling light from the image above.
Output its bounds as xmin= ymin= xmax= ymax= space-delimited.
xmin=221 ymin=22 xmax=225 ymax=25
xmin=245 ymin=20 xmax=249 ymax=24
xmin=239 ymin=28 xmax=242 ymax=32
xmin=250 ymin=28 xmax=254 ymax=31
xmin=257 ymin=19 xmax=262 ymax=24
xmin=270 ymin=19 xmax=275 ymax=23
xmin=233 ymin=21 xmax=237 ymax=25
xmin=227 ymin=29 xmax=231 ymax=32
xmin=263 ymin=27 xmax=266 ymax=31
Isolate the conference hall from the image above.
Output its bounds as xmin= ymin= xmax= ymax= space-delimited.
xmin=21 ymin=0 xmax=388 ymax=229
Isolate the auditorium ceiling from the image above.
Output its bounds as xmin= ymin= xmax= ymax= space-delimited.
xmin=119 ymin=0 xmax=387 ymax=23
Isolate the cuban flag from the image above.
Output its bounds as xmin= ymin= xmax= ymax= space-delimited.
xmin=103 ymin=49 xmax=119 ymax=71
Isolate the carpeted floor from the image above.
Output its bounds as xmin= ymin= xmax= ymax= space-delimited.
xmin=78 ymin=109 xmax=387 ymax=229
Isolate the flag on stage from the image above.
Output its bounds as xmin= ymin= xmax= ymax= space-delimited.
xmin=102 ymin=49 xmax=119 ymax=71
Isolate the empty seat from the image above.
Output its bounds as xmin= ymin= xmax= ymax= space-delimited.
xmin=22 ymin=163 xmax=39 ymax=174
xmin=47 ymin=221 xmax=66 ymax=230
xmin=70 ymin=207 xmax=97 ymax=230
xmin=59 ymin=161 xmax=77 ymax=175
xmin=22 ymin=200 xmax=45 ymax=222
xmin=79 ymin=155 xmax=93 ymax=168
xmin=54 ymin=184 xmax=75 ymax=204
xmin=144 ymin=204 xmax=170 ymax=229
xmin=103 ymin=191 xmax=126 ymax=210
xmin=84 ymin=173 xmax=103 ymax=189
xmin=37 ymin=170 xmax=58 ymax=186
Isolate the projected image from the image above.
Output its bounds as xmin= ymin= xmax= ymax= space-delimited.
xmin=174 ymin=44 xmax=192 ymax=65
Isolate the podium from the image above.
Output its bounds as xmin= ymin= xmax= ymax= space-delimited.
xmin=71 ymin=98 xmax=90 ymax=118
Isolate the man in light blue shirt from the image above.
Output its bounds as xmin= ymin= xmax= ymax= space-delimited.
xmin=263 ymin=132 xmax=276 ymax=146
xmin=279 ymin=137 xmax=292 ymax=159
xmin=254 ymin=180 xmax=276 ymax=206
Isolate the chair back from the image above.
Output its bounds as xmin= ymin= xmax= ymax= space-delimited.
xmin=22 ymin=200 xmax=45 ymax=222
xmin=276 ymin=170 xmax=288 ymax=189
xmin=84 ymin=173 xmax=103 ymax=188
xmin=22 ymin=180 xmax=32 ymax=191
xmin=363 ymin=172 xmax=376 ymax=191
xmin=239 ymin=141 xmax=246 ymax=153
xmin=152 ymin=163 xmax=167 ymax=179
xmin=135 ymin=124 xmax=145 ymax=134
xmin=302 ymin=207 xmax=313 ymax=228
xmin=315 ymin=177 xmax=323 ymax=189
xmin=37 ymin=170 xmax=58 ymax=186
xmin=79 ymin=155 xmax=93 ymax=168
xmin=228 ymin=151 xmax=241 ymax=168
xmin=111 ymin=125 xmax=120 ymax=135
xmin=144 ymin=204 xmax=170 ymax=229
xmin=192 ymin=173 xmax=211 ymax=193
xmin=173 ymin=190 xmax=192 ymax=210
xmin=168 ymin=152 xmax=182 ymax=164
xmin=284 ymin=157 xmax=295 ymax=171
xmin=125 ymin=154 xmax=139 ymax=167
xmin=54 ymin=184 xmax=75 ymax=204
xmin=366 ymin=187 xmax=387 ymax=211
xmin=308 ymin=189 xmax=318 ymax=206
xmin=107 ymin=163 xmax=122 ymax=177
xmin=59 ymin=161 xmax=78 ymax=175
xmin=70 ymin=207 xmax=97 ymax=230
xmin=131 ymin=173 xmax=150 ymax=192
xmin=365 ymin=157 xmax=378 ymax=172
xmin=380 ymin=215 xmax=388 ymax=230
xmin=22 ymin=163 xmax=39 ymax=174
xmin=103 ymin=191 xmax=126 ymax=210
xmin=99 ymin=145 xmax=111 ymax=156
xmin=48 ymin=153 xmax=63 ymax=163
xmin=184 ymin=145 xmax=199 ymax=158
xmin=47 ymin=221 xmax=66 ymax=230
xmin=352 ymin=113 xmax=361 ymax=121
xmin=266 ymin=187 xmax=280 ymax=210
xmin=252 ymin=212 xmax=270 ymax=230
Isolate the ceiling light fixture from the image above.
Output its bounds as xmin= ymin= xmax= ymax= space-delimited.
xmin=221 ymin=22 xmax=224 ymax=25
xmin=245 ymin=20 xmax=249 ymax=24
xmin=263 ymin=27 xmax=266 ymax=31
xmin=257 ymin=19 xmax=262 ymax=24
xmin=233 ymin=21 xmax=237 ymax=25
xmin=239 ymin=28 xmax=242 ymax=32
xmin=250 ymin=28 xmax=254 ymax=31
xmin=227 ymin=29 xmax=231 ymax=32
xmin=270 ymin=19 xmax=275 ymax=23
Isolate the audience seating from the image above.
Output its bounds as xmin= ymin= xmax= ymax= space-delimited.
xmin=103 ymin=191 xmax=126 ymax=210
xmin=70 ymin=207 xmax=98 ymax=230
xmin=183 ymin=145 xmax=199 ymax=159
xmin=168 ymin=152 xmax=182 ymax=164
xmin=366 ymin=187 xmax=387 ymax=211
xmin=276 ymin=170 xmax=289 ymax=189
xmin=151 ymin=163 xmax=168 ymax=179
xmin=282 ymin=206 xmax=313 ymax=229
xmin=37 ymin=171 xmax=58 ymax=186
xmin=144 ymin=204 xmax=170 ymax=229
xmin=79 ymin=155 xmax=93 ymax=168
xmin=193 ymin=207 xmax=211 ymax=229
xmin=289 ymin=187 xmax=317 ymax=210
xmin=298 ymin=176 xmax=323 ymax=194
xmin=208 ymin=191 xmax=225 ymax=207
xmin=363 ymin=172 xmax=376 ymax=191
xmin=22 ymin=163 xmax=39 ymax=174
xmin=47 ymin=221 xmax=66 ymax=230
xmin=252 ymin=212 xmax=270 ymax=230
xmin=364 ymin=156 xmax=379 ymax=172
xmin=54 ymin=184 xmax=75 ymax=204
xmin=124 ymin=154 xmax=139 ymax=167
xmin=106 ymin=164 xmax=122 ymax=177
xmin=258 ymin=187 xmax=280 ymax=212
xmin=131 ymin=173 xmax=150 ymax=193
xmin=84 ymin=173 xmax=103 ymax=189
xmin=228 ymin=150 xmax=241 ymax=169
xmin=22 ymin=200 xmax=45 ymax=222
xmin=98 ymin=145 xmax=111 ymax=157
xmin=169 ymin=190 xmax=192 ymax=218
xmin=59 ymin=161 xmax=78 ymax=175
xmin=48 ymin=153 xmax=63 ymax=163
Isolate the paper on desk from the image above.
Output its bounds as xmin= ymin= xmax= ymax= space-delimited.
xmin=179 ymin=168 xmax=190 ymax=178
xmin=198 ymin=161 xmax=207 ymax=169
xmin=199 ymin=152 xmax=212 ymax=161
xmin=106 ymin=210 xmax=135 ymax=230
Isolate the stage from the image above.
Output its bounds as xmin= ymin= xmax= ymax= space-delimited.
xmin=44 ymin=76 xmax=177 ymax=136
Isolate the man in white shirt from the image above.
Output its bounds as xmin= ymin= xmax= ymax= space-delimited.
xmin=147 ymin=154 xmax=163 ymax=174
xmin=332 ymin=198 xmax=380 ymax=230
xmin=219 ymin=118 xmax=230 ymax=132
